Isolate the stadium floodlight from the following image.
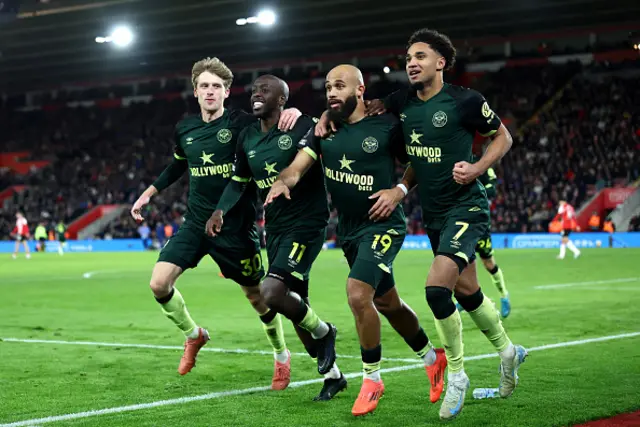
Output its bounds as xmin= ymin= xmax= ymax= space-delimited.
xmin=257 ymin=9 xmax=276 ymax=26
xmin=383 ymin=66 xmax=390 ymax=74
xmin=111 ymin=26 xmax=134 ymax=47
xmin=246 ymin=16 xmax=258 ymax=24
xmin=236 ymin=18 xmax=247 ymax=26
xmin=95 ymin=36 xmax=106 ymax=43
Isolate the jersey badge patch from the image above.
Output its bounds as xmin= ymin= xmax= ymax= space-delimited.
xmin=362 ymin=136 xmax=379 ymax=153
xmin=217 ymin=129 xmax=232 ymax=143
xmin=432 ymin=111 xmax=447 ymax=128
xmin=278 ymin=135 xmax=293 ymax=150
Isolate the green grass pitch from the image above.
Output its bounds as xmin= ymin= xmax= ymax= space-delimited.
xmin=1 ymin=248 xmax=639 ymax=426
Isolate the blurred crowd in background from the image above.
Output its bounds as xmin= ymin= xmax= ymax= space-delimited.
xmin=1 ymin=60 xmax=639 ymax=245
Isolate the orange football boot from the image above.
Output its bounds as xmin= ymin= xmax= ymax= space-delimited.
xmin=178 ymin=328 xmax=210 ymax=375
xmin=351 ymin=379 xmax=385 ymax=416
xmin=271 ymin=351 xmax=291 ymax=390
xmin=426 ymin=348 xmax=447 ymax=403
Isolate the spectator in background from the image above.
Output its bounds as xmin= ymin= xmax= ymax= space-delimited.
xmin=137 ymin=221 xmax=151 ymax=249
xmin=588 ymin=211 xmax=601 ymax=231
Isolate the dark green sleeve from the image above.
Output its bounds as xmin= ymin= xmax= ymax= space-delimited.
xmin=460 ymin=90 xmax=501 ymax=137
xmin=152 ymin=128 xmax=187 ymax=191
xmin=216 ymin=180 xmax=248 ymax=215
xmin=387 ymin=115 xmax=409 ymax=165
xmin=296 ymin=126 xmax=321 ymax=160
xmin=383 ymin=89 xmax=409 ymax=117
xmin=230 ymin=109 xmax=257 ymax=128
xmin=217 ymin=130 xmax=251 ymax=214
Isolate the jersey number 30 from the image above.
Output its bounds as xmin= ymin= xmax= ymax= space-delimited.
xmin=241 ymin=254 xmax=262 ymax=277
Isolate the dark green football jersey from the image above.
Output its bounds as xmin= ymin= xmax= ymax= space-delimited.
xmin=385 ymin=83 xmax=501 ymax=221
xmin=173 ymin=109 xmax=258 ymax=229
xmin=234 ymin=115 xmax=328 ymax=234
xmin=298 ymin=114 xmax=407 ymax=240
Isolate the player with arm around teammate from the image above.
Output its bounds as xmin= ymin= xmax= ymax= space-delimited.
xmin=206 ymin=75 xmax=345 ymax=401
xmin=264 ymin=65 xmax=447 ymax=416
xmin=130 ymin=58 xmax=302 ymax=390
xmin=317 ymin=29 xmax=527 ymax=421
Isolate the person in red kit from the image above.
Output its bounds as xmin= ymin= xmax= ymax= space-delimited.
xmin=553 ymin=200 xmax=581 ymax=260
xmin=12 ymin=212 xmax=31 ymax=260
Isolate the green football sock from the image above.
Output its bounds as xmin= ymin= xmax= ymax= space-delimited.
xmin=261 ymin=311 xmax=287 ymax=354
xmin=434 ymin=311 xmax=464 ymax=373
xmin=299 ymin=306 xmax=329 ymax=339
xmin=491 ymin=266 xmax=508 ymax=297
xmin=159 ymin=288 xmax=198 ymax=338
xmin=468 ymin=295 xmax=512 ymax=353
xmin=363 ymin=361 xmax=382 ymax=381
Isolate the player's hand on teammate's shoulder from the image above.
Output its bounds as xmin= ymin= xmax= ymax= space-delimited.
xmin=368 ymin=187 xmax=405 ymax=222
xmin=264 ymin=180 xmax=291 ymax=206
xmin=314 ymin=111 xmax=337 ymax=138
xmin=131 ymin=194 xmax=150 ymax=222
xmin=278 ymin=108 xmax=302 ymax=131
xmin=364 ymin=99 xmax=386 ymax=116
xmin=452 ymin=161 xmax=482 ymax=185
xmin=205 ymin=210 xmax=224 ymax=237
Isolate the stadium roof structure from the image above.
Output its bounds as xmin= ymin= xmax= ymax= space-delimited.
xmin=0 ymin=0 xmax=636 ymax=92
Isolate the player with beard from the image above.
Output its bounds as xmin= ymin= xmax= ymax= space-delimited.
xmin=316 ymin=29 xmax=527 ymax=421
xmin=206 ymin=75 xmax=345 ymax=401
xmin=264 ymin=65 xmax=448 ymax=416
xmin=131 ymin=58 xmax=302 ymax=390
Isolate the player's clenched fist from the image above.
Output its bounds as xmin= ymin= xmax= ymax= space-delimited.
xmin=264 ymin=180 xmax=291 ymax=206
xmin=205 ymin=210 xmax=224 ymax=237
xmin=452 ymin=161 xmax=481 ymax=185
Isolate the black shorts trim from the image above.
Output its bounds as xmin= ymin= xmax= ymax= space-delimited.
xmin=267 ymin=266 xmax=309 ymax=299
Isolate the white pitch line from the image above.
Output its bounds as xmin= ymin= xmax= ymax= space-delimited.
xmin=534 ymin=277 xmax=639 ymax=290
xmin=581 ymin=286 xmax=640 ymax=292
xmin=2 ymin=331 xmax=639 ymax=427
xmin=0 ymin=337 xmax=418 ymax=364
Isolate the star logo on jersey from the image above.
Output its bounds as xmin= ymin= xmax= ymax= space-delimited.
xmin=264 ymin=161 xmax=278 ymax=175
xmin=200 ymin=151 xmax=214 ymax=165
xmin=339 ymin=154 xmax=355 ymax=172
xmin=185 ymin=137 xmax=194 ymax=145
xmin=432 ymin=111 xmax=447 ymax=128
xmin=362 ymin=136 xmax=379 ymax=154
xmin=409 ymin=129 xmax=423 ymax=145
xmin=217 ymin=129 xmax=232 ymax=144
xmin=277 ymin=135 xmax=293 ymax=150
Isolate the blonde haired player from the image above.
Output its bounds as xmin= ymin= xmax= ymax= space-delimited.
xmin=131 ymin=57 xmax=303 ymax=389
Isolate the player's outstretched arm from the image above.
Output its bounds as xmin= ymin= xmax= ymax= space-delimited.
xmin=131 ymin=157 xmax=187 ymax=221
xmin=264 ymin=149 xmax=316 ymax=206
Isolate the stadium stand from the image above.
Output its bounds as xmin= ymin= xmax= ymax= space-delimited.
xmin=1 ymin=55 xmax=638 ymax=241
